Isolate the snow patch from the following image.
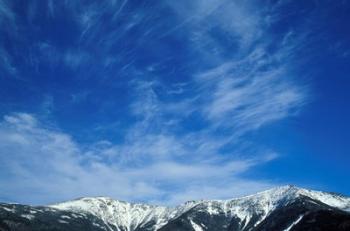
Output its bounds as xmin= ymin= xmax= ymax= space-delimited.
xmin=58 ymin=219 xmax=69 ymax=224
xmin=284 ymin=215 xmax=304 ymax=231
xmin=189 ymin=219 xmax=204 ymax=231
xmin=3 ymin=207 xmax=15 ymax=213
xmin=61 ymin=215 xmax=71 ymax=219
xmin=21 ymin=214 xmax=35 ymax=220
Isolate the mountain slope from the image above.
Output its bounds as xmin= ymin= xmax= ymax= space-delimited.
xmin=1 ymin=185 xmax=350 ymax=231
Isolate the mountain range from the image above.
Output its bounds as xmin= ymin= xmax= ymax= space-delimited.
xmin=1 ymin=185 xmax=350 ymax=231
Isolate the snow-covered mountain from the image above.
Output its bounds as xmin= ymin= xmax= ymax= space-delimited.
xmin=1 ymin=185 xmax=350 ymax=231
xmin=49 ymin=197 xmax=196 ymax=231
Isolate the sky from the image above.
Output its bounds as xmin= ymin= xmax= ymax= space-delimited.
xmin=0 ymin=0 xmax=349 ymax=206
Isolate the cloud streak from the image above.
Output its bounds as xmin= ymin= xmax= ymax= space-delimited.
xmin=196 ymin=58 xmax=306 ymax=133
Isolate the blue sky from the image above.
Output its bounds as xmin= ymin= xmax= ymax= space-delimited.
xmin=0 ymin=0 xmax=349 ymax=205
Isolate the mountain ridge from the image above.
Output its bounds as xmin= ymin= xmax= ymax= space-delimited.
xmin=1 ymin=185 xmax=350 ymax=231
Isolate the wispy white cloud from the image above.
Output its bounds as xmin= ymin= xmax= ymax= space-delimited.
xmin=111 ymin=0 xmax=128 ymax=21
xmin=158 ymin=0 xmax=308 ymax=136
xmin=0 ymin=113 xmax=275 ymax=205
xmin=163 ymin=0 xmax=266 ymax=61
xmin=196 ymin=59 xmax=306 ymax=133
xmin=0 ymin=47 xmax=17 ymax=76
xmin=32 ymin=42 xmax=92 ymax=70
xmin=47 ymin=0 xmax=55 ymax=17
xmin=64 ymin=50 xmax=90 ymax=69
xmin=0 ymin=1 xmax=17 ymax=76
xmin=65 ymin=0 xmax=131 ymax=41
xmin=0 ymin=0 xmax=15 ymax=24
